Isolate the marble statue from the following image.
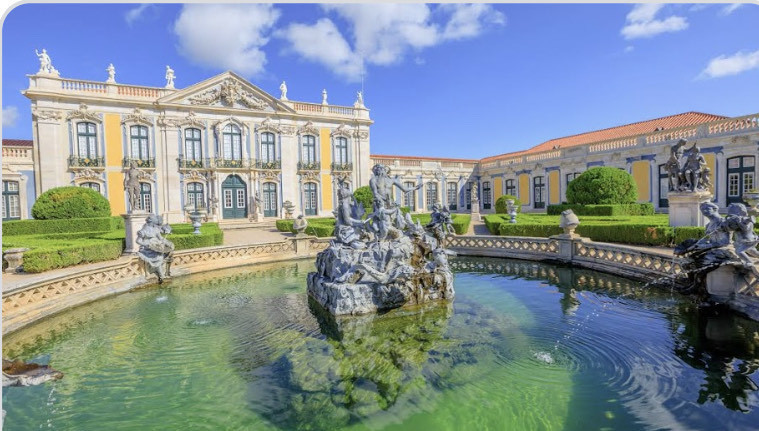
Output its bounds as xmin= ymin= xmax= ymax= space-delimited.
xmin=35 ymin=48 xmax=57 ymax=75
xmin=165 ymin=65 xmax=175 ymax=89
xmin=321 ymin=88 xmax=328 ymax=105
xmin=308 ymin=164 xmax=456 ymax=316
xmin=279 ymin=81 xmax=288 ymax=100
xmin=559 ymin=209 xmax=580 ymax=237
xmin=293 ymin=214 xmax=308 ymax=237
xmin=136 ymin=214 xmax=174 ymax=283
xmin=124 ymin=162 xmax=142 ymax=213
xmin=666 ymin=139 xmax=712 ymax=193
xmin=355 ymin=90 xmax=364 ymax=108
xmin=106 ymin=63 xmax=116 ymax=83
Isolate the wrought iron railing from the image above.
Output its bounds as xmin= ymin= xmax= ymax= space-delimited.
xmin=255 ymin=160 xmax=281 ymax=170
xmin=331 ymin=162 xmax=353 ymax=172
xmin=68 ymin=156 xmax=105 ymax=168
xmin=297 ymin=161 xmax=320 ymax=171
xmin=177 ymin=157 xmax=206 ymax=170
xmin=212 ymin=158 xmax=249 ymax=169
xmin=122 ymin=157 xmax=156 ymax=168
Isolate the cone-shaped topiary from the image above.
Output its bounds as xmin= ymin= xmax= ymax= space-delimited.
xmin=566 ymin=167 xmax=638 ymax=205
xmin=31 ymin=186 xmax=111 ymax=219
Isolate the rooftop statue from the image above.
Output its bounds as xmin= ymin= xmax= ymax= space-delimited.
xmin=279 ymin=81 xmax=288 ymax=100
xmin=308 ymin=165 xmax=456 ymax=316
xmin=35 ymin=48 xmax=58 ymax=75
xmin=165 ymin=65 xmax=175 ymax=89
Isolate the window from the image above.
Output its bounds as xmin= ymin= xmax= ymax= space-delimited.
xmin=185 ymin=128 xmax=202 ymax=161
xmin=566 ymin=172 xmax=580 ymax=185
xmin=482 ymin=181 xmax=492 ymax=210
xmin=726 ymin=156 xmax=755 ymax=205
xmin=261 ymin=132 xmax=276 ymax=163
xmin=302 ymin=135 xmax=316 ymax=164
xmin=334 ymin=137 xmax=349 ymax=164
xmin=505 ymin=179 xmax=516 ymax=196
xmin=76 ymin=122 xmax=98 ymax=159
xmin=447 ymin=182 xmax=458 ymax=210
xmin=304 ymin=183 xmax=318 ymax=216
xmin=130 ymin=125 xmax=149 ymax=160
xmin=81 ymin=182 xmax=101 ymax=193
xmin=223 ymin=124 xmax=242 ymax=160
xmin=658 ymin=164 xmax=669 ymax=208
xmin=533 ymin=176 xmax=545 ymax=209
xmin=404 ymin=181 xmax=416 ymax=211
xmin=466 ymin=184 xmax=471 ymax=210
xmin=426 ymin=182 xmax=439 ymax=211
xmin=187 ymin=182 xmax=204 ymax=209
xmin=2 ymin=181 xmax=20 ymax=221
xmin=139 ymin=183 xmax=152 ymax=213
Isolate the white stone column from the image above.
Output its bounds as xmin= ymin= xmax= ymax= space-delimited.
xmin=280 ymin=131 xmax=299 ymax=214
xmin=34 ymin=116 xmax=67 ymax=193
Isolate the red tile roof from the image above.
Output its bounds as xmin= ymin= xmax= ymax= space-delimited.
xmin=2 ymin=139 xmax=33 ymax=147
xmin=481 ymin=111 xmax=726 ymax=163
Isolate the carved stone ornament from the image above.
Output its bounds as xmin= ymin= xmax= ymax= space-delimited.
xmin=32 ymin=109 xmax=63 ymax=121
xmin=280 ymin=125 xmax=296 ymax=136
xmin=122 ymin=108 xmax=152 ymax=126
xmin=331 ymin=123 xmax=351 ymax=138
xmin=177 ymin=111 xmax=204 ymax=128
xmin=66 ymin=103 xmax=101 ymax=123
xmin=213 ymin=117 xmax=246 ymax=137
xmin=353 ymin=129 xmax=369 ymax=140
xmin=298 ymin=121 xmax=319 ymax=136
xmin=258 ymin=117 xmax=281 ymax=134
xmin=184 ymin=170 xmax=207 ymax=182
xmin=136 ymin=169 xmax=154 ymax=182
xmin=73 ymin=169 xmax=103 ymax=182
xmin=334 ymin=172 xmax=351 ymax=183
xmin=300 ymin=171 xmax=319 ymax=182
xmin=189 ymin=79 xmax=268 ymax=110
xmin=259 ymin=170 xmax=279 ymax=180
xmin=157 ymin=115 xmax=177 ymax=128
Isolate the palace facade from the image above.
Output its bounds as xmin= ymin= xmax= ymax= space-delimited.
xmin=4 ymin=65 xmax=758 ymax=223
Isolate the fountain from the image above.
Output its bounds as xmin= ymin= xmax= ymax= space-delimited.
xmin=307 ymin=164 xmax=455 ymax=315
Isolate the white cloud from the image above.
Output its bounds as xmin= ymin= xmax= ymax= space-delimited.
xmin=3 ymin=106 xmax=19 ymax=128
xmin=173 ymin=4 xmax=280 ymax=76
xmin=125 ymin=4 xmax=152 ymax=26
xmin=621 ymin=4 xmax=688 ymax=40
xmin=699 ymin=49 xmax=759 ymax=79
xmin=624 ymin=45 xmax=635 ymax=53
xmin=720 ymin=4 xmax=744 ymax=16
xmin=279 ymin=4 xmax=504 ymax=81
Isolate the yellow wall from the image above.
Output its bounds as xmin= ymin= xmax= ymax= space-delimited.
xmin=493 ymin=177 xmax=503 ymax=200
xmin=548 ymin=171 xmax=560 ymax=204
xmin=518 ymin=174 xmax=530 ymax=205
xmin=704 ymin=153 xmax=716 ymax=195
xmin=104 ymin=114 xmax=125 ymax=215
xmin=632 ymin=161 xmax=650 ymax=202
xmin=319 ymin=128 xmax=332 ymax=210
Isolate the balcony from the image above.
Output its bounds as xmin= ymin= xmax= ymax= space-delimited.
xmin=177 ymin=157 xmax=206 ymax=170
xmin=255 ymin=160 xmax=281 ymax=170
xmin=122 ymin=157 xmax=156 ymax=169
xmin=212 ymin=158 xmax=250 ymax=169
xmin=68 ymin=156 xmax=105 ymax=169
xmin=331 ymin=162 xmax=353 ymax=172
xmin=297 ymin=161 xmax=320 ymax=171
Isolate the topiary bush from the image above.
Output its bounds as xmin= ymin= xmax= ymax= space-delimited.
xmin=495 ymin=195 xmax=522 ymax=214
xmin=31 ymin=186 xmax=111 ymax=219
xmin=353 ymin=186 xmax=374 ymax=212
xmin=566 ymin=167 xmax=638 ymax=205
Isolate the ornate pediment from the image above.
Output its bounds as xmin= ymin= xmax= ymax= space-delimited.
xmin=66 ymin=103 xmax=101 ymax=123
xmin=156 ymin=71 xmax=293 ymax=113
xmin=331 ymin=123 xmax=351 ymax=138
xmin=300 ymin=171 xmax=320 ymax=182
xmin=212 ymin=116 xmax=247 ymax=137
xmin=257 ymin=117 xmax=281 ymax=134
xmin=73 ymin=169 xmax=103 ymax=182
xmin=184 ymin=170 xmax=207 ymax=182
xmin=121 ymin=108 xmax=152 ymax=126
xmin=298 ymin=121 xmax=319 ymax=136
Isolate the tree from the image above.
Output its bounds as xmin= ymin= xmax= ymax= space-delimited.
xmin=32 ymin=186 xmax=111 ymax=219
xmin=352 ymin=186 xmax=373 ymax=212
xmin=566 ymin=167 xmax=638 ymax=205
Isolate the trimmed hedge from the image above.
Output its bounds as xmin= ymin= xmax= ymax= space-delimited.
xmin=499 ymin=223 xmax=562 ymax=237
xmin=275 ymin=213 xmax=472 ymax=236
xmin=167 ymin=223 xmax=224 ymax=250
xmin=31 ymin=186 xmax=111 ymax=219
xmin=2 ymin=217 xmax=122 ymax=236
xmin=495 ymin=195 xmax=522 ymax=214
xmin=21 ymin=240 xmax=124 ymax=273
xmin=566 ymin=167 xmax=637 ymax=205
xmin=547 ymin=203 xmax=655 ymax=216
xmin=410 ymin=214 xmax=471 ymax=235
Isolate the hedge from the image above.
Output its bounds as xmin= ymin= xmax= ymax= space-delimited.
xmin=2 ymin=217 xmax=122 ymax=236
xmin=31 ymin=186 xmax=111 ymax=219
xmin=499 ymin=223 xmax=562 ymax=237
xmin=410 ymin=214 xmax=471 ymax=235
xmin=21 ymin=240 xmax=124 ymax=273
xmin=275 ymin=213 xmax=472 ymax=236
xmin=495 ymin=195 xmax=522 ymax=214
xmin=547 ymin=203 xmax=655 ymax=216
xmin=167 ymin=223 xmax=224 ymax=249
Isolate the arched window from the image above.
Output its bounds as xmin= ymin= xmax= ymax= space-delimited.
xmin=334 ymin=137 xmax=348 ymax=164
xmin=404 ymin=181 xmax=416 ymax=211
xmin=223 ymin=124 xmax=242 ymax=160
xmin=303 ymin=183 xmax=318 ymax=216
xmin=301 ymin=135 xmax=317 ymax=164
xmin=139 ymin=183 xmax=152 ymax=213
xmin=76 ymin=122 xmax=98 ymax=159
xmin=130 ymin=125 xmax=149 ymax=160
xmin=186 ymin=182 xmax=204 ymax=210
xmin=185 ymin=128 xmax=202 ymax=162
xmin=426 ymin=182 xmax=438 ymax=211
xmin=2 ymin=181 xmax=20 ymax=221
xmin=447 ymin=182 xmax=458 ymax=210
xmin=261 ymin=132 xmax=276 ymax=163
xmin=80 ymin=182 xmax=101 ymax=193
xmin=482 ymin=181 xmax=492 ymax=210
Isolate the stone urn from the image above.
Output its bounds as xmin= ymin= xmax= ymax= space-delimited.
xmin=506 ymin=199 xmax=517 ymax=224
xmin=3 ymin=248 xmax=30 ymax=273
xmin=283 ymin=200 xmax=296 ymax=219
xmin=189 ymin=211 xmax=203 ymax=235
xmin=559 ymin=210 xmax=580 ymax=237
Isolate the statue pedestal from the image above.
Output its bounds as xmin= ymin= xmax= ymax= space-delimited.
xmin=470 ymin=198 xmax=481 ymax=221
xmin=668 ymin=191 xmax=712 ymax=227
xmin=122 ymin=212 xmax=149 ymax=254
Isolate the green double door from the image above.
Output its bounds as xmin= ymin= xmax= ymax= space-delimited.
xmin=222 ymin=175 xmax=247 ymax=219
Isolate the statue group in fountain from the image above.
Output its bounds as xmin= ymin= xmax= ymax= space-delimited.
xmin=665 ymin=139 xmax=712 ymax=193
xmin=308 ymin=164 xmax=456 ymax=315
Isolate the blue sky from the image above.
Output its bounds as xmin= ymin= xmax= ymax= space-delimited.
xmin=2 ymin=3 xmax=758 ymax=159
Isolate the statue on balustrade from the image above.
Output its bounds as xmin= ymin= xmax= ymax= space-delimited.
xmin=136 ymin=214 xmax=175 ymax=283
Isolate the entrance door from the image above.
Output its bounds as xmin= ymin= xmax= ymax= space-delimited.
xmin=222 ymin=175 xmax=247 ymax=219
xmin=263 ymin=182 xmax=278 ymax=217
xmin=303 ymin=183 xmax=317 ymax=216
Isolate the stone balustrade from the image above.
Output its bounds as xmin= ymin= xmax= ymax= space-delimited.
xmin=291 ymin=101 xmax=364 ymax=119
xmin=2 ymin=147 xmax=33 ymax=161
